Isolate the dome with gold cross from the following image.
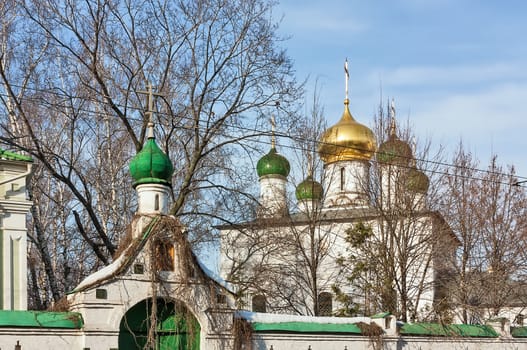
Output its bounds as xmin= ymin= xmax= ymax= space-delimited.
xmin=318 ymin=98 xmax=376 ymax=163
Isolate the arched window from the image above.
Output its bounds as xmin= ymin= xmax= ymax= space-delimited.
xmin=252 ymin=295 xmax=267 ymax=313
xmin=154 ymin=194 xmax=160 ymax=211
xmin=318 ymin=292 xmax=333 ymax=316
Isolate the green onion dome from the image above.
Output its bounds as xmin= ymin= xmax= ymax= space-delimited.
xmin=129 ymin=136 xmax=174 ymax=188
xmin=377 ymin=132 xmax=412 ymax=166
xmin=295 ymin=176 xmax=323 ymax=201
xmin=256 ymin=148 xmax=290 ymax=178
xmin=406 ymin=168 xmax=429 ymax=194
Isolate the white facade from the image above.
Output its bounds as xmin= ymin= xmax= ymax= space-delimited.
xmin=135 ymin=183 xmax=172 ymax=215
xmin=323 ymin=160 xmax=371 ymax=208
xmin=0 ymin=157 xmax=32 ymax=311
xmin=258 ymin=174 xmax=288 ymax=218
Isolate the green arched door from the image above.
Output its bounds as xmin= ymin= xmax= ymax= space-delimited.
xmin=119 ymin=298 xmax=200 ymax=350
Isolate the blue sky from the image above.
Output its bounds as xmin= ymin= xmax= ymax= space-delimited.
xmin=274 ymin=1 xmax=527 ymax=177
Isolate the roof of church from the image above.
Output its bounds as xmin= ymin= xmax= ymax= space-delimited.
xmin=71 ymin=215 xmax=234 ymax=295
xmin=216 ymin=207 xmax=445 ymax=230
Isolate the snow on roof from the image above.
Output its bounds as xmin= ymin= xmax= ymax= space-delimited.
xmin=236 ymin=310 xmax=372 ymax=325
xmin=71 ymin=252 xmax=129 ymax=293
xmin=195 ymin=257 xmax=236 ymax=293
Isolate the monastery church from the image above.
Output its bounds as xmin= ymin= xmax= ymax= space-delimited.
xmin=0 ymin=75 xmax=525 ymax=349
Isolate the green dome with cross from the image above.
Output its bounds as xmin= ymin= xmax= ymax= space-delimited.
xmin=256 ymin=148 xmax=290 ymax=178
xmin=129 ymin=135 xmax=174 ymax=188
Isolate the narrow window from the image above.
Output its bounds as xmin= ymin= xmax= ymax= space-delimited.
xmin=154 ymin=194 xmax=160 ymax=211
xmin=252 ymin=295 xmax=267 ymax=313
xmin=340 ymin=167 xmax=345 ymax=191
xmin=318 ymin=292 xmax=333 ymax=316
xmin=155 ymin=241 xmax=174 ymax=271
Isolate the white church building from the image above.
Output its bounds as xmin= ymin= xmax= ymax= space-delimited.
xmin=219 ymin=80 xmax=456 ymax=322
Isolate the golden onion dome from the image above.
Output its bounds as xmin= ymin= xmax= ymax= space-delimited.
xmin=318 ymin=99 xmax=376 ymax=163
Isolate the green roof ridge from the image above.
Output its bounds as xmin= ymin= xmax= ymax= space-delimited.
xmin=0 ymin=149 xmax=33 ymax=162
xmin=0 ymin=310 xmax=83 ymax=329
xmin=400 ymin=322 xmax=498 ymax=338
xmin=252 ymin=321 xmax=362 ymax=334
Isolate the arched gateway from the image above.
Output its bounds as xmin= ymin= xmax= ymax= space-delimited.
xmin=119 ymin=298 xmax=200 ymax=349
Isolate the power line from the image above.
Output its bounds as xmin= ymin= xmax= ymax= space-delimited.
xmin=0 ymin=84 xmax=525 ymax=188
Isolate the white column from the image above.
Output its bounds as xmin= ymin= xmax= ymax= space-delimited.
xmin=258 ymin=175 xmax=288 ymax=218
xmin=135 ymin=183 xmax=171 ymax=215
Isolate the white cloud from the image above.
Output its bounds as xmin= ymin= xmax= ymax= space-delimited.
xmin=276 ymin=2 xmax=368 ymax=35
xmin=374 ymin=62 xmax=527 ymax=87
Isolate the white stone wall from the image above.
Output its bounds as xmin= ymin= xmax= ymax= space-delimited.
xmin=322 ymin=160 xmax=370 ymax=208
xmin=251 ymin=333 xmax=527 ymax=350
xmin=258 ymin=175 xmax=288 ymax=218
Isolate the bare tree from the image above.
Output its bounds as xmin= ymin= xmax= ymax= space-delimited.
xmin=334 ymin=100 xmax=453 ymax=322
xmin=0 ymin=0 xmax=301 ymax=308
xmin=440 ymin=145 xmax=527 ymax=323
xmin=219 ymin=87 xmax=340 ymax=316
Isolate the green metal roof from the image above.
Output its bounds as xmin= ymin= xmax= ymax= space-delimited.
xmin=512 ymin=327 xmax=527 ymax=338
xmin=400 ymin=323 xmax=498 ymax=338
xmin=0 ymin=310 xmax=84 ymax=329
xmin=370 ymin=312 xmax=391 ymax=319
xmin=0 ymin=149 xmax=33 ymax=162
xmin=295 ymin=176 xmax=323 ymax=201
xmin=256 ymin=148 xmax=290 ymax=178
xmin=252 ymin=322 xmax=362 ymax=334
xmin=129 ymin=137 xmax=174 ymax=188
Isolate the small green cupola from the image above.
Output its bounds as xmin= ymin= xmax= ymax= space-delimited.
xmin=377 ymin=110 xmax=412 ymax=166
xmin=256 ymin=147 xmax=290 ymax=178
xmin=406 ymin=168 xmax=430 ymax=194
xmin=129 ymin=124 xmax=174 ymax=188
xmin=296 ymin=175 xmax=323 ymax=201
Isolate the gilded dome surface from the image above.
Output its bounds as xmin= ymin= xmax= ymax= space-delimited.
xmin=318 ymin=99 xmax=376 ymax=163
xmin=129 ymin=137 xmax=174 ymax=188
xmin=296 ymin=176 xmax=323 ymax=201
xmin=256 ymin=148 xmax=290 ymax=178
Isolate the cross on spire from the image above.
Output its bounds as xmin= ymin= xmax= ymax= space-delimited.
xmin=389 ymin=98 xmax=397 ymax=137
xmin=270 ymin=114 xmax=276 ymax=149
xmin=344 ymin=58 xmax=350 ymax=100
xmin=138 ymin=83 xmax=165 ymax=138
